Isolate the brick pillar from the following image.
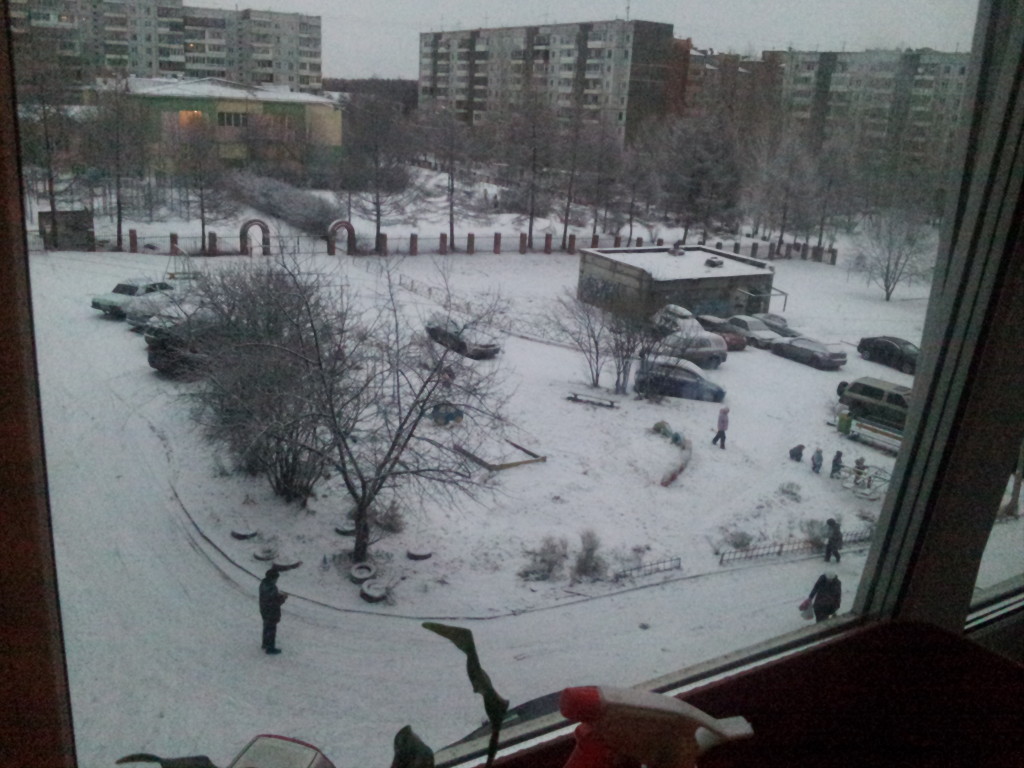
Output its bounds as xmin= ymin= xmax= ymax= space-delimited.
xmin=636 ymin=237 xmax=644 ymax=247
xmin=656 ymin=238 xmax=664 ymax=246
xmin=614 ymin=235 xmax=622 ymax=247
xmin=326 ymin=235 xmax=336 ymax=256
xmin=544 ymin=233 xmax=552 ymax=254
xmin=170 ymin=233 xmax=178 ymax=253
xmin=376 ymin=233 xmax=388 ymax=255
xmin=812 ymin=245 xmax=823 ymax=262
xmin=208 ymin=232 xmax=218 ymax=255
xmin=519 ymin=233 xmax=528 ymax=254
xmin=409 ymin=233 xmax=418 ymax=256
xmin=829 ymin=248 xmax=838 ymax=265
xmin=467 ymin=233 xmax=475 ymax=254
xmin=785 ymin=243 xmax=793 ymax=258
xmin=591 ymin=234 xmax=599 ymax=248
xmin=439 ymin=233 xmax=448 ymax=255
xmin=494 ymin=233 xmax=501 ymax=254
xmin=129 ymin=229 xmax=138 ymax=253
xmin=768 ymin=242 xmax=776 ymax=259
xmin=733 ymin=242 xmax=741 ymax=253
xmin=716 ymin=240 xmax=723 ymax=249
xmin=751 ymin=242 xmax=759 ymax=259
xmin=568 ymin=234 xmax=576 ymax=254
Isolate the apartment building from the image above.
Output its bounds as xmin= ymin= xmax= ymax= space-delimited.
xmin=419 ymin=19 xmax=676 ymax=143
xmin=778 ymin=48 xmax=970 ymax=179
xmin=8 ymin=0 xmax=322 ymax=92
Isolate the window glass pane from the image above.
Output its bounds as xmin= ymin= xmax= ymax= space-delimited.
xmin=11 ymin=1 xmax=1003 ymax=766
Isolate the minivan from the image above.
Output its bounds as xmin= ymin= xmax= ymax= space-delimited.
xmin=839 ymin=376 xmax=911 ymax=430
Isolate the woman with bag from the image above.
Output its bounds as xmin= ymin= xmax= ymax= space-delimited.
xmin=801 ymin=571 xmax=841 ymax=622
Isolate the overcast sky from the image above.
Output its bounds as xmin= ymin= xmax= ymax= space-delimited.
xmin=200 ymin=0 xmax=979 ymax=79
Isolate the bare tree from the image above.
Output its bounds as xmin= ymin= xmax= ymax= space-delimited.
xmin=13 ymin=30 xmax=81 ymax=248
xmin=854 ymin=209 xmax=937 ymax=301
xmin=416 ymin=104 xmax=481 ymax=249
xmin=171 ymin=116 xmax=237 ymax=252
xmin=339 ymin=93 xmax=413 ymax=254
xmin=80 ymin=76 xmax=151 ymax=250
xmin=191 ymin=257 xmax=509 ymax=563
xmin=553 ymin=289 xmax=611 ymax=388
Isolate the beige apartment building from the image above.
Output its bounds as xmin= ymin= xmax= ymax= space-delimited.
xmin=8 ymin=0 xmax=322 ymax=92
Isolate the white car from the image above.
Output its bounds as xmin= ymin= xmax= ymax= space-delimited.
xmin=91 ymin=278 xmax=173 ymax=319
xmin=726 ymin=314 xmax=785 ymax=349
xmin=652 ymin=304 xmax=702 ymax=336
xmin=124 ymin=289 xmax=178 ymax=329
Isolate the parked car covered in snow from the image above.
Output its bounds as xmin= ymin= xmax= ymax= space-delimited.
xmin=425 ymin=313 xmax=501 ymax=360
xmin=651 ymin=304 xmax=701 ymax=336
xmin=144 ymin=304 xmax=220 ymax=376
xmin=91 ymin=278 xmax=173 ymax=318
xmin=752 ymin=312 xmax=802 ymax=337
xmin=695 ymin=315 xmax=748 ymax=351
xmin=124 ymin=289 xmax=178 ymax=329
xmin=660 ymin=328 xmax=728 ymax=369
xmin=634 ymin=356 xmax=726 ymax=402
xmin=857 ymin=335 xmax=919 ymax=374
xmin=771 ymin=337 xmax=847 ymax=369
xmin=726 ymin=315 xmax=785 ymax=349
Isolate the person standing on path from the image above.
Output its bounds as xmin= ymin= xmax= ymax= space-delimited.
xmin=830 ymin=450 xmax=844 ymax=479
xmin=811 ymin=447 xmax=824 ymax=473
xmin=712 ymin=407 xmax=729 ymax=449
xmin=259 ymin=568 xmax=288 ymax=654
xmin=805 ymin=571 xmax=842 ymax=623
xmin=824 ymin=518 xmax=843 ymax=563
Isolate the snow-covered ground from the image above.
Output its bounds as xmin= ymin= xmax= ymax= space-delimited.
xmin=29 ymin=204 xmax=1022 ymax=766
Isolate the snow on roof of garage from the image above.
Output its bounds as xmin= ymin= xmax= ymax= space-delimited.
xmin=105 ymin=77 xmax=335 ymax=105
xmin=584 ymin=245 xmax=773 ymax=281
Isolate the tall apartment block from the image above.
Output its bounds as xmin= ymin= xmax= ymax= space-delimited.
xmin=778 ymin=48 xmax=970 ymax=177
xmin=8 ymin=0 xmax=322 ymax=92
xmin=419 ymin=19 xmax=676 ymax=143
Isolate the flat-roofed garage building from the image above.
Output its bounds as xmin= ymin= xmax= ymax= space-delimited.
xmin=577 ymin=245 xmax=778 ymax=316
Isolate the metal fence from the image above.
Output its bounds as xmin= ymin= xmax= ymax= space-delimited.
xmin=613 ymin=556 xmax=682 ymax=581
xmin=717 ymin=526 xmax=874 ymax=566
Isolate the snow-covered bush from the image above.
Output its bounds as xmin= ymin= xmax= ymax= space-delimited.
xmin=572 ymin=529 xmax=607 ymax=583
xmin=518 ymin=536 xmax=568 ymax=581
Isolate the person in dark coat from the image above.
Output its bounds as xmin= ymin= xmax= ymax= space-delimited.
xmin=811 ymin=447 xmax=824 ymax=473
xmin=712 ymin=407 xmax=729 ymax=449
xmin=807 ymin=572 xmax=841 ymax=622
xmin=824 ymin=518 xmax=843 ymax=563
xmin=259 ymin=568 xmax=288 ymax=654
xmin=789 ymin=444 xmax=805 ymax=461
xmin=829 ymin=450 xmax=844 ymax=479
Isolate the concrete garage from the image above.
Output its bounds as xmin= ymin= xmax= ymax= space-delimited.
xmin=577 ymin=244 xmax=778 ymax=316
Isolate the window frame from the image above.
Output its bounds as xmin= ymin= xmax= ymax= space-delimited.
xmin=1 ymin=1 xmax=1022 ymax=767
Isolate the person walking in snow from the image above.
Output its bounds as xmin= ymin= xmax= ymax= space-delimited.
xmin=824 ymin=518 xmax=843 ymax=563
xmin=712 ymin=407 xmax=729 ymax=449
xmin=811 ymin=447 xmax=824 ymax=473
xmin=789 ymin=444 xmax=805 ymax=461
xmin=830 ymin=450 xmax=844 ymax=479
xmin=803 ymin=572 xmax=842 ymax=622
xmin=259 ymin=567 xmax=288 ymax=654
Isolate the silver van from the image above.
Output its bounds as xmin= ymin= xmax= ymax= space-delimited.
xmin=839 ymin=377 xmax=911 ymax=430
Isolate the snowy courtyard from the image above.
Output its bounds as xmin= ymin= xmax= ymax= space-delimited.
xmin=29 ymin=211 xmax=1022 ymax=766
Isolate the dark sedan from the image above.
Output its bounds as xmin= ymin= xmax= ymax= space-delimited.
xmin=857 ymin=336 xmax=919 ymax=374
xmin=771 ymin=337 xmax=847 ymax=369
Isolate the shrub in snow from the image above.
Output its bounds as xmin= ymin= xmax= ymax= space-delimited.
xmin=572 ymin=529 xmax=607 ymax=583
xmin=371 ymin=500 xmax=405 ymax=534
xmin=518 ymin=536 xmax=568 ymax=581
xmin=724 ymin=529 xmax=753 ymax=550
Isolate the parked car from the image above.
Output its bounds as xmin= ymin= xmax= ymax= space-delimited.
xmin=839 ymin=376 xmax=912 ymax=430
xmin=771 ymin=337 xmax=847 ymax=369
xmin=660 ymin=329 xmax=728 ymax=369
xmin=695 ymin=315 xmax=748 ymax=351
xmin=726 ymin=315 xmax=785 ymax=349
xmin=634 ymin=356 xmax=726 ymax=402
xmin=91 ymin=278 xmax=174 ymax=318
xmin=145 ymin=304 xmax=219 ymax=377
xmin=425 ymin=313 xmax=501 ymax=360
xmin=651 ymin=303 xmax=701 ymax=336
xmin=124 ymin=289 xmax=178 ymax=330
xmin=752 ymin=312 xmax=802 ymax=337
xmin=857 ymin=335 xmax=919 ymax=374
